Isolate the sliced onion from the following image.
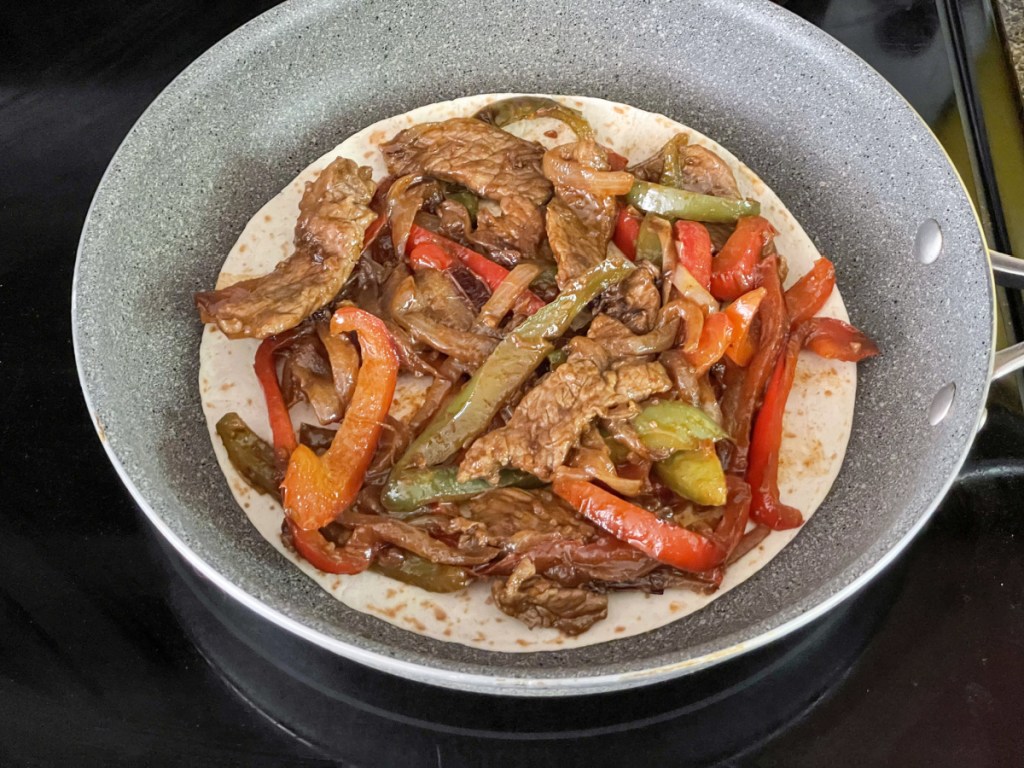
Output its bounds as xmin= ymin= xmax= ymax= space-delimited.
xmin=659 ymin=299 xmax=705 ymax=354
xmin=543 ymin=146 xmax=634 ymax=197
xmin=316 ymin=322 xmax=359 ymax=412
xmin=386 ymin=174 xmax=437 ymax=258
xmin=476 ymin=262 xmax=542 ymax=329
xmin=671 ymin=263 xmax=719 ymax=313
xmin=390 ymin=275 xmax=497 ymax=367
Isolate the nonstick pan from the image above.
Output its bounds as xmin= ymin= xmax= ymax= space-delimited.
xmin=72 ymin=0 xmax=1024 ymax=695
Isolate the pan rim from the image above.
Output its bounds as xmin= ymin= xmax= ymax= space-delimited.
xmin=71 ymin=0 xmax=995 ymax=696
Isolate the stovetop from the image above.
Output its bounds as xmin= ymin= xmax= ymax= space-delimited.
xmin=2 ymin=1 xmax=1023 ymax=765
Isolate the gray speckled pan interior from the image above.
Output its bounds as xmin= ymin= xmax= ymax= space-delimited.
xmin=73 ymin=0 xmax=992 ymax=695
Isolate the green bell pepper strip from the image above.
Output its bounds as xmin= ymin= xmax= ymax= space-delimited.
xmin=631 ymin=402 xmax=729 ymax=454
xmin=381 ymin=467 xmax=541 ymax=514
xmin=442 ymin=185 xmax=479 ymax=225
xmin=390 ymin=257 xmax=634 ymax=478
xmin=633 ymin=213 xmax=672 ymax=268
xmin=627 ymin=180 xmax=760 ymax=224
xmin=215 ymin=412 xmax=283 ymax=501
xmin=655 ymin=447 xmax=728 ymax=506
xmin=473 ymin=96 xmax=595 ymax=140
xmin=371 ymin=554 xmax=473 ymax=593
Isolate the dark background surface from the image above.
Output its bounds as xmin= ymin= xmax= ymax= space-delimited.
xmin=2 ymin=0 xmax=1023 ymax=765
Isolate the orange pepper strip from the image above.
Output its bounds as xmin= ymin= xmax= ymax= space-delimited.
xmin=684 ymin=311 xmax=734 ymax=375
xmin=281 ymin=307 xmax=399 ymax=531
xmin=723 ymin=287 xmax=767 ymax=367
xmin=784 ymin=257 xmax=836 ymax=328
xmin=710 ymin=216 xmax=775 ymax=301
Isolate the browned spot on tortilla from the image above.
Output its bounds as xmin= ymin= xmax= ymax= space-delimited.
xmin=554 ymin=637 xmax=564 ymax=645
xmin=370 ymin=129 xmax=387 ymax=145
xmin=613 ymin=105 xmax=626 ymax=114
xmin=614 ymin=625 xmax=626 ymax=633
xmin=205 ymin=402 xmax=215 ymax=409
xmin=243 ymin=502 xmax=250 ymax=509
xmin=544 ymin=129 xmax=558 ymax=139
xmin=825 ymin=389 xmax=833 ymax=397
xmin=403 ymin=616 xmax=427 ymax=632
xmin=516 ymin=639 xmax=530 ymax=647
xmin=363 ymin=150 xmax=375 ymax=159
xmin=473 ymin=631 xmax=487 ymax=642
xmin=263 ymin=214 xmax=272 ymax=223
xmin=433 ymin=607 xmax=447 ymax=622
xmin=368 ymin=602 xmax=407 ymax=620
xmin=784 ymin=431 xmax=797 ymax=440
xmin=494 ymin=617 xmax=504 ymax=623
xmin=443 ymin=627 xmax=452 ymax=637
xmin=238 ymin=244 xmax=247 ymax=253
xmin=231 ymin=481 xmax=250 ymax=497
xmin=386 ymin=588 xmax=397 ymax=599
xmin=246 ymin=398 xmax=254 ymax=407
xmin=219 ymin=382 xmax=235 ymax=392
xmin=669 ymin=602 xmax=683 ymax=613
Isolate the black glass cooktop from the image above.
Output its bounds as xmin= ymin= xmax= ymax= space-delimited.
xmin=2 ymin=1 xmax=1023 ymax=765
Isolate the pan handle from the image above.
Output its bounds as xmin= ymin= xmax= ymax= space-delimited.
xmin=990 ymin=249 xmax=1024 ymax=380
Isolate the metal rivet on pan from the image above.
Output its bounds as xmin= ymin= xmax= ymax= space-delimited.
xmin=914 ymin=219 xmax=943 ymax=264
xmin=928 ymin=382 xmax=956 ymax=425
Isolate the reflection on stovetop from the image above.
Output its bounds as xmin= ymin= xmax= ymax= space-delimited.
xmin=153 ymin=407 xmax=1024 ymax=767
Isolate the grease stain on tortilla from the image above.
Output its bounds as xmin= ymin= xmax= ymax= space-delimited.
xmin=404 ymin=616 xmax=427 ymax=632
xmin=368 ymin=602 xmax=407 ymax=620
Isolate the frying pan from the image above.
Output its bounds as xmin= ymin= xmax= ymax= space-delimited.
xmin=72 ymin=0 xmax=1024 ymax=696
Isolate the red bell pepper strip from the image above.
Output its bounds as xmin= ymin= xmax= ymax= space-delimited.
xmin=407 ymin=242 xmax=453 ymax=271
xmin=785 ymin=257 xmax=836 ymax=328
xmin=673 ymin=221 xmax=713 ymax=291
xmin=747 ymin=317 xmax=879 ymax=530
xmin=684 ymin=311 xmax=733 ymax=374
xmin=286 ymin=520 xmax=373 ymax=575
xmin=710 ymin=216 xmax=776 ymax=301
xmin=746 ymin=347 xmax=804 ymax=530
xmin=552 ymin=475 xmax=726 ymax=573
xmin=253 ymin=334 xmax=298 ymax=464
xmin=719 ymin=255 xmax=789 ymax=473
xmin=613 ymin=206 xmax=643 ymax=261
xmin=802 ymin=317 xmax=879 ymax=361
xmin=723 ymin=287 xmax=767 ymax=366
xmin=407 ymin=225 xmax=545 ymax=314
xmin=606 ymin=149 xmax=630 ymax=171
xmin=281 ymin=307 xmax=400 ymax=531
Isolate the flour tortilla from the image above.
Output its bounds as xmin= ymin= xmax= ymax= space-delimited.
xmin=198 ymin=94 xmax=856 ymax=651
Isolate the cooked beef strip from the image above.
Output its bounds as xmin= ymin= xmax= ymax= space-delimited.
xmin=195 ymin=157 xmax=376 ymax=339
xmin=627 ymin=135 xmax=739 ymax=198
xmin=457 ymin=339 xmax=671 ymax=482
xmin=543 ymin=140 xmax=619 ymax=288
xmin=468 ymin=195 xmax=545 ymax=267
xmin=380 ymin=118 xmax=552 ymax=205
xmin=436 ymin=199 xmax=474 ymax=243
xmin=673 ymin=144 xmax=740 ymax=198
xmin=491 ymin=559 xmax=608 ymax=636
xmin=598 ymin=260 xmax=662 ymax=334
